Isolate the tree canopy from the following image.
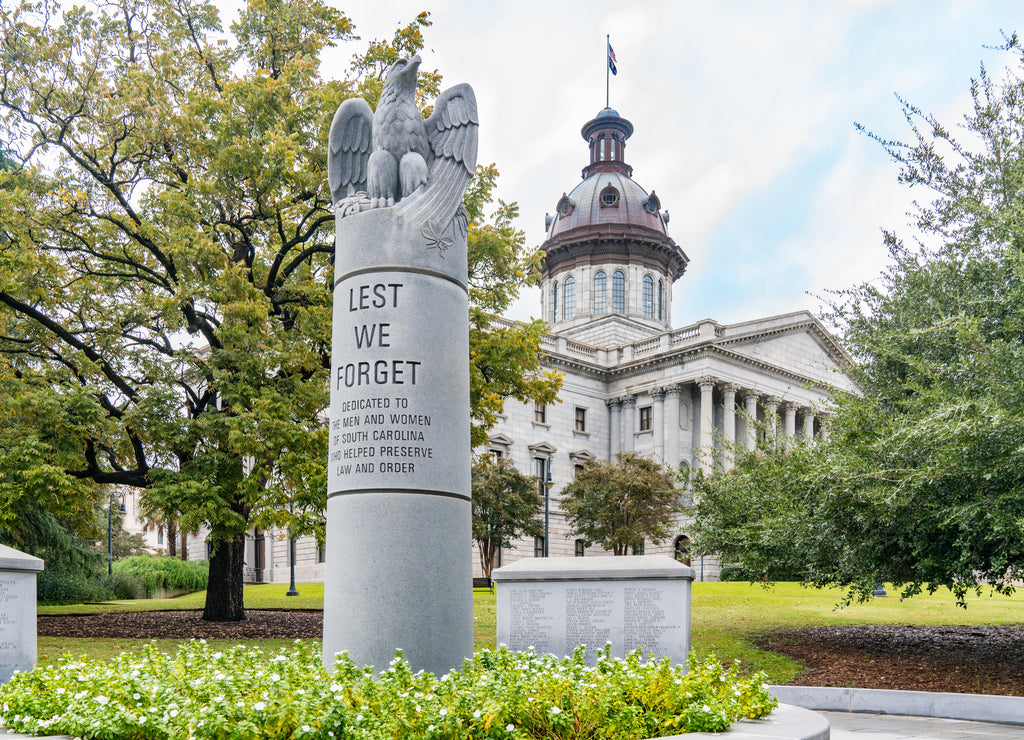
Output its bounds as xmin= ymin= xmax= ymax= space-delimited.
xmin=0 ymin=0 xmax=558 ymax=618
xmin=471 ymin=456 xmax=542 ymax=580
xmin=561 ymin=453 xmax=681 ymax=556
xmin=691 ymin=36 xmax=1024 ymax=604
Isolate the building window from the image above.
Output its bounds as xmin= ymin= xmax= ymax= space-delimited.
xmin=631 ymin=542 xmax=645 ymax=556
xmin=157 ymin=528 xmax=164 ymax=546
xmin=574 ymin=407 xmax=586 ymax=432
xmin=534 ymin=536 xmax=545 ymax=558
xmin=600 ymin=186 xmax=619 ymax=207
xmin=534 ymin=403 xmax=546 ymax=424
xmin=674 ymin=535 xmax=691 ymax=566
xmin=593 ymin=270 xmax=606 ymax=313
xmin=574 ymin=463 xmax=584 ymax=478
xmin=490 ymin=448 xmax=503 ymax=459
xmin=612 ymin=270 xmax=625 ymax=313
xmin=642 ymin=275 xmax=654 ymax=318
xmin=563 ymin=275 xmax=575 ymax=319
xmin=599 ymin=137 xmax=605 ymax=160
xmin=317 ymin=543 xmax=326 ymax=564
xmin=575 ymin=539 xmax=586 ymax=557
xmin=552 ymin=280 xmax=559 ymax=322
xmin=658 ymin=280 xmax=664 ymax=321
xmin=639 ymin=405 xmax=652 ymax=432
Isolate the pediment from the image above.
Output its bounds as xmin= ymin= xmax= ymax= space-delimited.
xmin=528 ymin=441 xmax=558 ymax=455
xmin=568 ymin=449 xmax=594 ymax=462
xmin=488 ymin=433 xmax=514 ymax=447
xmin=720 ymin=324 xmax=855 ymax=391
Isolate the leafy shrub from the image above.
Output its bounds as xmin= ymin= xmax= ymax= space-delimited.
xmin=719 ymin=565 xmax=747 ymax=582
xmin=112 ymin=555 xmax=208 ymax=597
xmin=36 ymin=570 xmax=110 ymax=605
xmin=0 ymin=641 xmax=776 ymax=739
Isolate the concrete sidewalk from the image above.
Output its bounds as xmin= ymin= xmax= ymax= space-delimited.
xmin=825 ymin=710 xmax=1024 ymax=738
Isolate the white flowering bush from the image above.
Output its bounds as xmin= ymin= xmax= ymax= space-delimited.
xmin=0 ymin=640 xmax=776 ymax=738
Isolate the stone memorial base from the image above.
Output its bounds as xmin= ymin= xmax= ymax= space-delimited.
xmin=0 ymin=544 xmax=44 ymax=684
xmin=492 ymin=554 xmax=693 ymax=665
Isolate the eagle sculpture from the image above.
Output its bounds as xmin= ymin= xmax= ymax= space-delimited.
xmin=328 ymin=55 xmax=478 ymax=241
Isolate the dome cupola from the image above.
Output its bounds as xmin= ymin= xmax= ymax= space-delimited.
xmin=540 ymin=109 xmax=689 ymax=342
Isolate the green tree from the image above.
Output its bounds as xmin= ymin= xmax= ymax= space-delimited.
xmin=692 ymin=36 xmax=1024 ymax=604
xmin=471 ymin=456 xmax=543 ymax=580
xmin=561 ymin=453 xmax=682 ymax=556
xmin=0 ymin=0 xmax=557 ymax=620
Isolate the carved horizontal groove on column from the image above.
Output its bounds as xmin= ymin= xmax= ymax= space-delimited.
xmin=328 ymin=488 xmax=471 ymax=502
xmin=334 ymin=264 xmax=469 ymax=293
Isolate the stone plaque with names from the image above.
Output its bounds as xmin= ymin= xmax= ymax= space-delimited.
xmin=493 ymin=555 xmax=693 ymax=666
xmin=0 ymin=544 xmax=44 ymax=684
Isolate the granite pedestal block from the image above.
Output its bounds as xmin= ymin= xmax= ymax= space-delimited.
xmin=492 ymin=554 xmax=693 ymax=665
xmin=0 ymin=544 xmax=44 ymax=684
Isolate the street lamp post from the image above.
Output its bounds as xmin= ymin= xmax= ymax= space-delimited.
xmin=286 ymin=502 xmax=299 ymax=596
xmin=544 ymin=463 xmax=552 ymax=557
xmin=108 ymin=491 xmax=126 ymax=575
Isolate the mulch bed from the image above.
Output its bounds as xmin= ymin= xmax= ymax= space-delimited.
xmin=755 ymin=624 xmax=1024 ymax=696
xmin=38 ymin=609 xmax=323 ymax=641
xmin=38 ymin=611 xmax=1024 ymax=696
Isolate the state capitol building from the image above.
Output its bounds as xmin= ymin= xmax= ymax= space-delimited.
xmin=164 ymin=106 xmax=857 ymax=583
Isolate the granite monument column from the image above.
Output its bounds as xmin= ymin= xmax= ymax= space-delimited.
xmin=323 ymin=59 xmax=478 ymax=676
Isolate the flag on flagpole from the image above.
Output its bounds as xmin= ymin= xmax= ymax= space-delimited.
xmin=607 ymin=43 xmax=618 ymax=76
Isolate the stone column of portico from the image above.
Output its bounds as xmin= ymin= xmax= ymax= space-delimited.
xmin=698 ymin=376 xmax=716 ymax=471
xmin=801 ymin=410 xmax=815 ymax=442
xmin=665 ymin=385 xmax=681 ymax=466
xmin=820 ymin=416 xmax=830 ymax=442
xmin=651 ymin=386 xmax=667 ymax=461
xmin=621 ymin=395 xmax=637 ymax=453
xmin=743 ymin=393 xmax=758 ymax=451
xmin=607 ymin=397 xmax=622 ymax=457
xmin=764 ymin=397 xmax=779 ymax=441
xmin=721 ymin=384 xmax=738 ymax=469
xmin=782 ymin=403 xmax=798 ymax=450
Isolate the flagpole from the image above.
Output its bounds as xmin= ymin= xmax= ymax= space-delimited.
xmin=606 ymin=34 xmax=610 ymax=109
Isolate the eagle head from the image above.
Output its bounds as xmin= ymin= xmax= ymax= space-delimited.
xmin=384 ymin=55 xmax=421 ymax=94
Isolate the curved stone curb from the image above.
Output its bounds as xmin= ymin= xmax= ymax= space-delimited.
xmin=3 ymin=705 xmax=830 ymax=740
xmin=771 ymin=684 xmax=1024 ymax=726
xmin=657 ymin=703 xmax=830 ymax=740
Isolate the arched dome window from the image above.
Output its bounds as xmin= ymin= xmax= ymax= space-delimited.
xmin=556 ymin=194 xmax=575 ymax=217
xmin=612 ymin=270 xmax=626 ymax=313
xmin=600 ymin=185 xmax=620 ymax=207
xmin=643 ymin=275 xmax=654 ymax=318
xmin=593 ymin=271 xmax=607 ymax=314
xmin=563 ymin=276 xmax=576 ymax=320
xmin=552 ymin=280 xmax=559 ymax=323
xmin=658 ymin=280 xmax=664 ymax=321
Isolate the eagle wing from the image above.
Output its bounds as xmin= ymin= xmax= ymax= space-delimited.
xmin=396 ymin=83 xmax=478 ymax=230
xmin=327 ymin=98 xmax=373 ymax=205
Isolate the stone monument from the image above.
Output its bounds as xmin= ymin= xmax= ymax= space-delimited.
xmin=492 ymin=555 xmax=694 ymax=666
xmin=322 ymin=55 xmax=477 ymax=676
xmin=0 ymin=544 xmax=43 ymax=684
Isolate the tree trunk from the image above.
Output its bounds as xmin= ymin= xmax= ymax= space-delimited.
xmin=479 ymin=539 xmax=496 ymax=580
xmin=203 ymin=536 xmax=246 ymax=621
xmin=167 ymin=519 xmax=177 ymax=557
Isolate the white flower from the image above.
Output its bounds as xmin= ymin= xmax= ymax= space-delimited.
xmin=439 ymin=708 xmax=448 ymax=716
xmin=427 ymin=725 xmax=435 ymax=732
xmin=169 ymin=709 xmax=179 ymax=718
xmin=253 ymin=702 xmax=266 ymax=712
xmin=506 ymin=723 xmax=515 ymax=731
xmin=94 ymin=696 xmax=109 ymax=706
xmin=302 ymin=725 xmax=311 ymax=732
xmin=550 ymin=706 xmax=562 ymax=715
xmin=473 ymin=709 xmax=482 ymax=719
xmin=356 ymin=714 xmax=364 ymax=722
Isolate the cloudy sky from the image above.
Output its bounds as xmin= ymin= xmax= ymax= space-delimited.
xmin=327 ymin=1 xmax=1024 ymax=330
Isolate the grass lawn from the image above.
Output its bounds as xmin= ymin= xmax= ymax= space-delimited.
xmin=37 ymin=581 xmax=1024 ymax=684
